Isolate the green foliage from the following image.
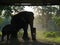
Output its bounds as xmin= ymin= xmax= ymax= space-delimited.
xmin=18 ymin=29 xmax=23 ymax=37
xmin=44 ymin=32 xmax=56 ymax=38
xmin=4 ymin=10 xmax=12 ymax=18
xmin=0 ymin=32 xmax=2 ymax=36
xmin=52 ymin=15 xmax=60 ymax=26
xmin=18 ymin=31 xmax=23 ymax=37
xmin=0 ymin=17 xmax=4 ymax=24
xmin=12 ymin=6 xmax=24 ymax=12
xmin=56 ymin=32 xmax=60 ymax=36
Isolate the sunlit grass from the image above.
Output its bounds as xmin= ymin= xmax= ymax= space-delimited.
xmin=53 ymin=37 xmax=60 ymax=43
xmin=28 ymin=30 xmax=60 ymax=43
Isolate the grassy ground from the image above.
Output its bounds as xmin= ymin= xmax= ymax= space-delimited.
xmin=0 ymin=30 xmax=53 ymax=45
xmin=0 ymin=30 xmax=60 ymax=44
xmin=28 ymin=30 xmax=60 ymax=43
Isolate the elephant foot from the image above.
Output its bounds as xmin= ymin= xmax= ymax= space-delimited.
xmin=32 ymin=38 xmax=36 ymax=41
xmin=22 ymin=37 xmax=30 ymax=41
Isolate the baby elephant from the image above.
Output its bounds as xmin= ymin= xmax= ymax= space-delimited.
xmin=1 ymin=24 xmax=16 ymax=41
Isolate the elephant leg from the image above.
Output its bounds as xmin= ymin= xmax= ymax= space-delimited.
xmin=30 ymin=21 xmax=36 ymax=40
xmin=22 ymin=24 xmax=29 ymax=40
xmin=13 ymin=31 xmax=18 ymax=39
xmin=1 ymin=32 xmax=6 ymax=41
xmin=7 ymin=34 xmax=10 ymax=40
xmin=10 ymin=34 xmax=13 ymax=40
xmin=31 ymin=28 xmax=36 ymax=41
xmin=10 ymin=31 xmax=18 ymax=40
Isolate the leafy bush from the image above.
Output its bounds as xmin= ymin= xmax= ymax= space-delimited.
xmin=56 ymin=32 xmax=60 ymax=37
xmin=52 ymin=16 xmax=60 ymax=26
xmin=44 ymin=32 xmax=56 ymax=38
xmin=0 ymin=17 xmax=4 ymax=24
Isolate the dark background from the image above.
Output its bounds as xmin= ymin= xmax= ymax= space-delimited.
xmin=0 ymin=0 xmax=60 ymax=5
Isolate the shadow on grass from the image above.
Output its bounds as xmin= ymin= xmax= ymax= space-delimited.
xmin=0 ymin=39 xmax=54 ymax=45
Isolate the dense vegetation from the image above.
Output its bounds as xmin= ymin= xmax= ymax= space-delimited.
xmin=0 ymin=5 xmax=60 ymax=43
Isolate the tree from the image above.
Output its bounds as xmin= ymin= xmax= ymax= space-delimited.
xmin=32 ymin=5 xmax=59 ymax=31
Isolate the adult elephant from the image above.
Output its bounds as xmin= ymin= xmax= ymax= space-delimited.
xmin=11 ymin=11 xmax=36 ymax=40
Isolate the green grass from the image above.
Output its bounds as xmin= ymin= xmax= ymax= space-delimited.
xmin=28 ymin=30 xmax=60 ymax=43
